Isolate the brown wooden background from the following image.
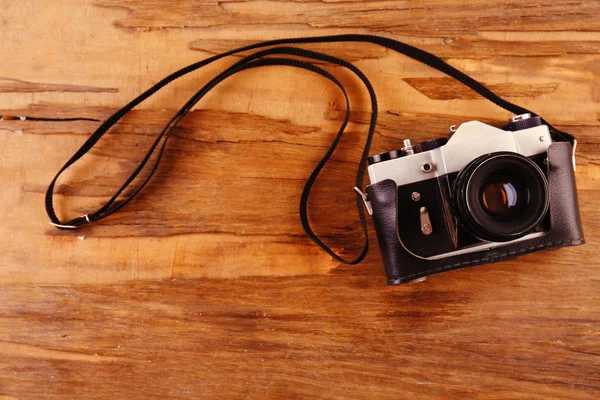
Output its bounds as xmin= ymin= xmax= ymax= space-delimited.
xmin=1 ymin=1 xmax=599 ymax=398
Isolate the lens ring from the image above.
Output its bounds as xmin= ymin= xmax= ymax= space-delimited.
xmin=453 ymin=152 xmax=549 ymax=242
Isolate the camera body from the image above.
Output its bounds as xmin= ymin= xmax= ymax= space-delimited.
xmin=364 ymin=115 xmax=584 ymax=284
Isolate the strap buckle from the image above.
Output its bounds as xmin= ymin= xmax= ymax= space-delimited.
xmin=48 ymin=215 xmax=90 ymax=229
xmin=354 ymin=187 xmax=373 ymax=215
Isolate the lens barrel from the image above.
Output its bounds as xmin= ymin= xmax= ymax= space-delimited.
xmin=453 ymin=152 xmax=549 ymax=242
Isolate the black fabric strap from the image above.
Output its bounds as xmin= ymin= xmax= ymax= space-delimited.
xmin=46 ymin=34 xmax=574 ymax=265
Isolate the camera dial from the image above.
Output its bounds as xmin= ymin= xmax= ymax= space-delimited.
xmin=368 ymin=138 xmax=419 ymax=165
xmin=416 ymin=137 xmax=448 ymax=153
xmin=505 ymin=113 xmax=543 ymax=131
xmin=367 ymin=149 xmax=403 ymax=165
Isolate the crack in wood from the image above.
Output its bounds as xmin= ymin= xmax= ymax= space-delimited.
xmin=1 ymin=115 xmax=101 ymax=122
xmin=402 ymin=77 xmax=559 ymax=100
xmin=0 ymin=341 xmax=142 ymax=365
xmin=0 ymin=77 xmax=118 ymax=94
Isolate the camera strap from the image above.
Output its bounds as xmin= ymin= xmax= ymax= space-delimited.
xmin=45 ymin=34 xmax=575 ymax=265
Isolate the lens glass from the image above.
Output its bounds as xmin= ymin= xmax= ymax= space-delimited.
xmin=480 ymin=174 xmax=529 ymax=219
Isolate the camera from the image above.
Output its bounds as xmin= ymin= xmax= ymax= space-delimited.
xmin=362 ymin=114 xmax=584 ymax=285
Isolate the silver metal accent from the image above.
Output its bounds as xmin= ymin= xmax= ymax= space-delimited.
xmin=539 ymin=136 xmax=546 ymax=142
xmin=405 ymin=276 xmax=427 ymax=284
xmin=424 ymin=231 xmax=547 ymax=260
xmin=572 ymin=139 xmax=577 ymax=171
xmin=354 ymin=186 xmax=373 ymax=215
xmin=411 ymin=192 xmax=421 ymax=201
xmin=420 ymin=163 xmax=433 ymax=173
xmin=448 ymin=125 xmax=457 ymax=134
xmin=48 ymin=222 xmax=78 ymax=229
xmin=367 ymin=122 xmax=552 ymax=187
xmin=511 ymin=113 xmax=531 ymax=122
xmin=401 ymin=139 xmax=415 ymax=155
xmin=421 ymin=224 xmax=432 ymax=235
xmin=419 ymin=207 xmax=433 ymax=235
xmin=48 ymin=214 xmax=89 ymax=229
xmin=395 ymin=226 xmax=548 ymax=261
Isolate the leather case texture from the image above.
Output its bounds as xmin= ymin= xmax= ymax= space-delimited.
xmin=366 ymin=142 xmax=585 ymax=285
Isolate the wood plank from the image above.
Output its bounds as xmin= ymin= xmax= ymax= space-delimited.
xmin=0 ymin=275 xmax=599 ymax=399
xmin=96 ymin=0 xmax=600 ymax=34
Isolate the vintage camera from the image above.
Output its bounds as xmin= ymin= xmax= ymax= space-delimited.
xmin=363 ymin=114 xmax=584 ymax=285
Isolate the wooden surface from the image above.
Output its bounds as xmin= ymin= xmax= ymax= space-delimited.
xmin=1 ymin=1 xmax=599 ymax=398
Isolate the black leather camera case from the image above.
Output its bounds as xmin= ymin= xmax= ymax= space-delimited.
xmin=366 ymin=142 xmax=585 ymax=285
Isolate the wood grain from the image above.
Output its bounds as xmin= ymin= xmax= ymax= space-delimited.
xmin=1 ymin=274 xmax=599 ymax=399
xmin=1 ymin=0 xmax=599 ymax=398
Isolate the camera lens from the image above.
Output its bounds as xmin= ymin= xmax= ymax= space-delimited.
xmin=454 ymin=152 xmax=549 ymax=242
